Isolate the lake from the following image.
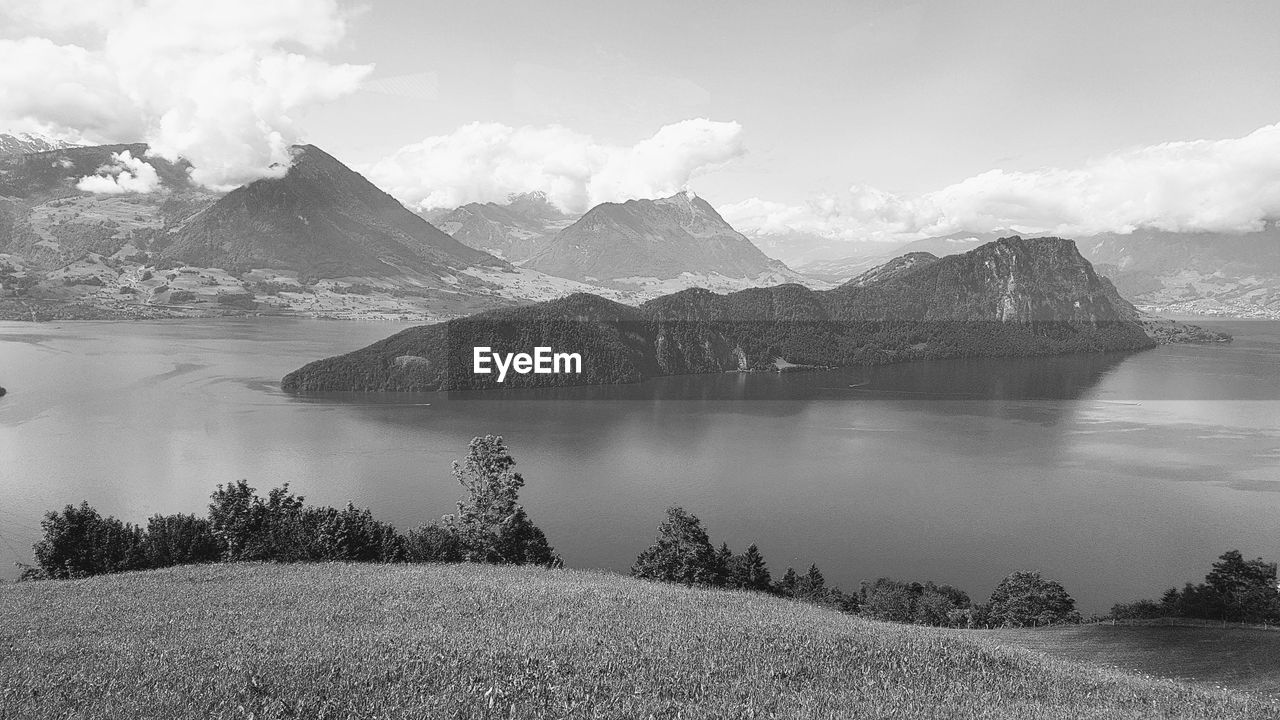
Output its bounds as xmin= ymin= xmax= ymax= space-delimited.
xmin=1 ymin=318 xmax=1277 ymax=613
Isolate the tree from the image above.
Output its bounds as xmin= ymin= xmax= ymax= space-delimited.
xmin=1205 ymin=550 xmax=1279 ymax=621
xmin=862 ymin=578 xmax=918 ymax=623
xmin=714 ymin=542 xmax=735 ymax=587
xmin=986 ymin=571 xmax=1080 ymax=627
xmin=441 ymin=435 xmax=559 ymax=567
xmin=795 ymin=564 xmax=826 ymax=599
xmin=732 ymin=543 xmax=773 ymax=593
xmin=776 ymin=567 xmax=800 ymax=596
xmin=1207 ymin=550 xmax=1276 ymax=597
xmin=914 ymin=583 xmax=971 ymax=627
xmin=631 ymin=506 xmax=718 ymax=585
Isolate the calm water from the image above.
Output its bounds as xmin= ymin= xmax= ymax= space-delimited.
xmin=1 ymin=318 xmax=1277 ymax=613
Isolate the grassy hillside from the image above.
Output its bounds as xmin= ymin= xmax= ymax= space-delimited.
xmin=980 ymin=624 xmax=1280 ymax=696
xmin=2 ymin=564 xmax=1277 ymax=720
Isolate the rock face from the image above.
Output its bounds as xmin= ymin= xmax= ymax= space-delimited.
xmin=430 ymin=191 xmax=573 ymax=262
xmin=282 ymin=236 xmax=1156 ymax=392
xmin=524 ymin=192 xmax=799 ymax=286
xmin=153 ymin=145 xmax=504 ymax=280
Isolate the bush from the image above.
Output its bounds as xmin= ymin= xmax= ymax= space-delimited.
xmin=405 ymin=522 xmax=463 ymax=563
xmin=306 ymin=503 xmax=404 ymax=563
xmin=207 ymin=481 xmax=311 ymax=562
xmin=32 ymin=502 xmax=147 ymax=579
xmin=1110 ymin=599 xmax=1164 ymax=620
xmin=144 ymin=513 xmax=220 ymax=568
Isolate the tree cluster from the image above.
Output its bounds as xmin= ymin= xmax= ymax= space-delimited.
xmin=630 ymin=507 xmax=1080 ymax=628
xmin=630 ymin=506 xmax=857 ymax=612
xmin=24 ymin=435 xmax=558 ymax=580
xmin=1112 ymin=550 xmax=1280 ymax=624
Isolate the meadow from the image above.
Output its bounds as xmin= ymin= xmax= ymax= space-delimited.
xmin=3 ymin=563 xmax=1279 ymax=719
xmin=979 ymin=623 xmax=1280 ymax=696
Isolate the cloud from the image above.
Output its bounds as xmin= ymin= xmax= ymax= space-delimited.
xmin=76 ymin=150 xmax=163 ymax=194
xmin=368 ymin=118 xmax=746 ymax=213
xmin=0 ymin=0 xmax=372 ymax=190
xmin=723 ymin=122 xmax=1280 ymax=255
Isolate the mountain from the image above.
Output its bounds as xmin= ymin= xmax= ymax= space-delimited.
xmin=0 ymin=142 xmax=213 ymax=268
xmin=429 ymin=191 xmax=574 ymax=261
xmin=523 ymin=191 xmax=804 ymax=290
xmin=1079 ymin=227 xmax=1280 ymax=318
xmin=825 ymin=236 xmax=1139 ymax=324
xmin=152 ymin=145 xmax=505 ymax=281
xmin=282 ymin=236 xmax=1156 ymax=392
xmin=0 ymin=132 xmax=78 ymax=158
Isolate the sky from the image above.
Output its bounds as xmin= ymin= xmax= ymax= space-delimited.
xmin=2 ymin=0 xmax=1280 ymax=259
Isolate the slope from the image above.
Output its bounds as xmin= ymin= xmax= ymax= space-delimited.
xmin=1 ymin=563 xmax=1273 ymax=720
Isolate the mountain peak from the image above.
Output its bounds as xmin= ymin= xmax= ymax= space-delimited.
xmin=525 ymin=193 xmax=795 ymax=286
xmin=154 ymin=143 xmax=503 ymax=279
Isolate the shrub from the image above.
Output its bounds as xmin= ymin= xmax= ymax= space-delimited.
xmin=144 ymin=513 xmax=220 ymax=568
xmin=405 ymin=522 xmax=463 ymax=563
xmin=207 ymin=481 xmax=311 ymax=562
xmin=306 ymin=503 xmax=404 ymax=563
xmin=1110 ymin=599 xmax=1164 ymax=620
xmin=32 ymin=502 xmax=147 ymax=579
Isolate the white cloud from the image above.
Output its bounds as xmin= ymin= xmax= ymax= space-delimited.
xmin=0 ymin=0 xmax=372 ymax=190
xmin=724 ymin=122 xmax=1280 ymax=256
xmin=368 ymin=118 xmax=746 ymax=214
xmin=76 ymin=150 xmax=163 ymax=194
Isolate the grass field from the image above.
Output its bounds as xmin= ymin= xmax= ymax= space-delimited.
xmin=979 ymin=624 xmax=1280 ymax=696
xmin=2 ymin=563 xmax=1279 ymax=719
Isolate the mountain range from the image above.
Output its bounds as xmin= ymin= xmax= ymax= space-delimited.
xmin=281 ymin=235 xmax=1156 ymax=392
xmin=2 ymin=140 xmax=821 ymax=319
xmin=0 ymin=133 xmax=78 ymax=158
xmin=3 ymin=135 xmax=1275 ymax=322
